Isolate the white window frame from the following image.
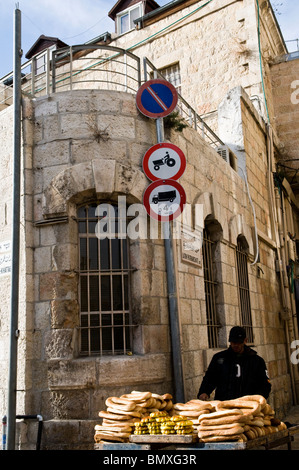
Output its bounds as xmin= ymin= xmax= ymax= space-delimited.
xmin=116 ymin=3 xmax=143 ymax=35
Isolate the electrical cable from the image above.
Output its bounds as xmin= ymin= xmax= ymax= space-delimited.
xmin=256 ymin=0 xmax=270 ymax=123
xmin=239 ymin=167 xmax=259 ymax=266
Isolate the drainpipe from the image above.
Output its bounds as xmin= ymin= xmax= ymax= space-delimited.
xmin=7 ymin=6 xmax=22 ymax=451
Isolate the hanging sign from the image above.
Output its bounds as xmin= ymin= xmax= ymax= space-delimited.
xmin=143 ymin=179 xmax=186 ymax=222
xmin=142 ymin=142 xmax=186 ymax=182
xmin=136 ymin=79 xmax=178 ymax=118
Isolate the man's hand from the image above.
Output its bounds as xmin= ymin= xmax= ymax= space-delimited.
xmin=198 ymin=393 xmax=209 ymax=401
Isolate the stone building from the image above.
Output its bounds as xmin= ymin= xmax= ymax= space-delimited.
xmin=0 ymin=0 xmax=298 ymax=450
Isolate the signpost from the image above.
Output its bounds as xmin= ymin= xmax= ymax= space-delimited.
xmin=142 ymin=142 xmax=186 ymax=182
xmin=136 ymin=78 xmax=185 ymax=403
xmin=136 ymin=79 xmax=178 ymax=118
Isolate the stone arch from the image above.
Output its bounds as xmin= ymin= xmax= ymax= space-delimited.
xmin=42 ymin=159 xmax=148 ymax=219
xmin=193 ymin=189 xmax=229 ymax=240
xmin=229 ymin=213 xmax=254 ymax=256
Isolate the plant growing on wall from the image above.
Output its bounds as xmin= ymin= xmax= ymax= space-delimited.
xmin=163 ymin=111 xmax=188 ymax=133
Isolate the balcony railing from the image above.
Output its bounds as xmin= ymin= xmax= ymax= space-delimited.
xmin=0 ymin=44 xmax=223 ymax=148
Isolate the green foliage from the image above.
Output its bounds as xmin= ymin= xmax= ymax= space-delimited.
xmin=164 ymin=111 xmax=188 ymax=132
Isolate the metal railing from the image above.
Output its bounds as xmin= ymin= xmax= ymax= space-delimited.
xmin=0 ymin=45 xmax=142 ymax=108
xmin=0 ymin=44 xmax=224 ymax=148
xmin=143 ymin=57 xmax=224 ymax=148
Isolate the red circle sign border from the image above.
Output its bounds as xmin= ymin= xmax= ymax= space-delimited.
xmin=142 ymin=142 xmax=187 ymax=182
xmin=136 ymin=79 xmax=178 ymax=118
xmin=143 ymin=179 xmax=186 ymax=222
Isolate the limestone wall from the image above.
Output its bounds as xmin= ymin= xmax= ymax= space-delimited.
xmin=0 ymin=86 xmax=294 ymax=449
xmin=270 ymin=57 xmax=299 ymax=174
xmin=108 ymin=0 xmax=285 ymax=120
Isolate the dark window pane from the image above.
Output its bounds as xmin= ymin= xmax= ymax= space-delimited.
xmin=78 ymin=206 xmax=86 ymax=218
xmin=114 ymin=313 xmax=123 ymax=326
xmin=101 ymin=276 xmax=111 ymax=311
xmin=102 ymin=314 xmax=111 ymax=326
xmin=113 ymin=276 xmax=122 ymax=310
xmin=111 ymin=238 xmax=121 ymax=270
xmin=80 ymin=328 xmax=89 ymax=352
xmin=89 ymin=276 xmax=99 ymax=311
xmin=90 ymin=328 xmax=100 ymax=352
xmin=78 ymin=221 xmax=87 ymax=233
xmin=89 ymin=220 xmax=97 ymax=234
xmin=100 ymin=239 xmax=110 ymax=270
xmin=102 ymin=329 xmax=112 ymax=352
xmin=90 ymin=314 xmax=100 ymax=326
xmin=114 ymin=327 xmax=124 ymax=350
xmin=125 ymin=326 xmax=131 ymax=350
xmin=124 ymin=276 xmax=129 ymax=310
xmin=81 ymin=314 xmax=88 ymax=327
xmin=88 ymin=204 xmax=97 ymax=218
xmin=89 ymin=238 xmax=98 ymax=270
xmin=80 ymin=238 xmax=87 ymax=270
xmin=80 ymin=277 xmax=88 ymax=311
xmin=122 ymin=239 xmax=128 ymax=269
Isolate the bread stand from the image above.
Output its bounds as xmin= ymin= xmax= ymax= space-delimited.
xmin=94 ymin=425 xmax=299 ymax=451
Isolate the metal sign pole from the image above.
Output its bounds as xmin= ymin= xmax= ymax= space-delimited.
xmin=155 ymin=118 xmax=185 ymax=403
xmin=6 ymin=6 xmax=22 ymax=450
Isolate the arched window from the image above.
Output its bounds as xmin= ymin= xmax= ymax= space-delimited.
xmin=202 ymin=218 xmax=223 ymax=348
xmin=78 ymin=202 xmax=132 ymax=355
xmin=236 ymin=236 xmax=254 ymax=343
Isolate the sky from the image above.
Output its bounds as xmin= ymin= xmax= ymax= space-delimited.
xmin=0 ymin=0 xmax=298 ymax=79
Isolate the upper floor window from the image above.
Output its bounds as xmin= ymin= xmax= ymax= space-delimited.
xmin=117 ymin=4 xmax=143 ymax=35
xmin=78 ymin=202 xmax=132 ymax=356
xmin=159 ymin=63 xmax=181 ymax=95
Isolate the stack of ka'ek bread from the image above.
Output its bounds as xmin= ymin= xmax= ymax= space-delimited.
xmin=197 ymin=394 xmax=287 ymax=443
xmin=171 ymin=399 xmax=215 ymax=433
xmin=94 ymin=391 xmax=173 ymax=443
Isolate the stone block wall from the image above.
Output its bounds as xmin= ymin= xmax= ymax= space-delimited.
xmin=270 ymin=57 xmax=299 ymax=173
xmin=0 ymin=87 xmax=295 ymax=449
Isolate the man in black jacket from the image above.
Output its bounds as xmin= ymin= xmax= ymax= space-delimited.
xmin=197 ymin=326 xmax=271 ymax=401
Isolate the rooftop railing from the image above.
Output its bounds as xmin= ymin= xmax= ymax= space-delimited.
xmin=0 ymin=44 xmax=223 ymax=148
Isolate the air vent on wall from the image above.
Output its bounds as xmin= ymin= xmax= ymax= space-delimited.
xmin=216 ymin=145 xmax=230 ymax=163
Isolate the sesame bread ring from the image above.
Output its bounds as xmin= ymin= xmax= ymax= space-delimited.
xmin=198 ymin=409 xmax=243 ymax=422
xmin=106 ymin=407 xmax=142 ymax=418
xmin=98 ymin=411 xmax=132 ymax=421
xmin=239 ymin=395 xmax=267 ymax=407
xmin=198 ymin=425 xmax=244 ymax=437
xmin=216 ymin=399 xmax=261 ymax=416
xmin=121 ymin=391 xmax=152 ymax=402
xmin=105 ymin=397 xmax=136 ymax=411
xmin=174 ymin=402 xmax=213 ymax=412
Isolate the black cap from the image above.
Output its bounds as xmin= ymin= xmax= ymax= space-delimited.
xmin=229 ymin=326 xmax=246 ymax=343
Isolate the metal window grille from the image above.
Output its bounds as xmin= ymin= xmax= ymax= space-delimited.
xmin=78 ymin=203 xmax=132 ymax=355
xmin=236 ymin=239 xmax=254 ymax=343
xmin=157 ymin=63 xmax=181 ymax=94
xmin=202 ymin=229 xmax=219 ymax=348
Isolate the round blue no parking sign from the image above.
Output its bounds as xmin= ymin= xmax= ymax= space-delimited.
xmin=136 ymin=79 xmax=178 ymax=118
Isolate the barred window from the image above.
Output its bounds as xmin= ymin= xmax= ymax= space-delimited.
xmin=159 ymin=63 xmax=181 ymax=94
xmin=202 ymin=228 xmax=219 ymax=348
xmin=78 ymin=203 xmax=132 ymax=355
xmin=236 ymin=236 xmax=254 ymax=343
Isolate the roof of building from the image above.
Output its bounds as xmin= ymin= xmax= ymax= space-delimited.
xmin=25 ymin=35 xmax=68 ymax=59
xmin=108 ymin=0 xmax=160 ymax=20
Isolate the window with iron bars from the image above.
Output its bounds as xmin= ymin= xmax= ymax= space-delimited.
xmin=236 ymin=237 xmax=254 ymax=343
xmin=78 ymin=203 xmax=132 ymax=355
xmin=202 ymin=228 xmax=220 ymax=348
xmin=158 ymin=63 xmax=181 ymax=94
